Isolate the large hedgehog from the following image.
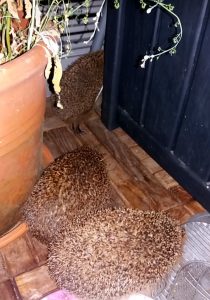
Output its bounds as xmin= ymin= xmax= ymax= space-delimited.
xmin=21 ymin=146 xmax=112 ymax=244
xmin=48 ymin=209 xmax=184 ymax=300
xmin=50 ymin=50 xmax=104 ymax=133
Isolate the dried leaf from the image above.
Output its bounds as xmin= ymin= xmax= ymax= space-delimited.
xmin=52 ymin=55 xmax=62 ymax=94
xmin=6 ymin=0 xmax=19 ymax=19
xmin=35 ymin=4 xmax=41 ymax=27
xmin=24 ymin=0 xmax=32 ymax=19
xmin=10 ymin=27 xmax=16 ymax=43
xmin=10 ymin=27 xmax=19 ymax=54
xmin=44 ymin=48 xmax=52 ymax=80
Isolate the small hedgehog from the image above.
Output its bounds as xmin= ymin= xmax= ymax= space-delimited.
xmin=48 ymin=209 xmax=185 ymax=300
xmin=21 ymin=146 xmax=112 ymax=244
xmin=50 ymin=50 xmax=104 ymax=133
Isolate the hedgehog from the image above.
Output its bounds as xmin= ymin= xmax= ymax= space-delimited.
xmin=48 ymin=208 xmax=185 ymax=300
xmin=21 ymin=146 xmax=113 ymax=244
xmin=49 ymin=50 xmax=104 ymax=134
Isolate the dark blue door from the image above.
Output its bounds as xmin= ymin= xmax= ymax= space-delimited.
xmin=102 ymin=0 xmax=210 ymax=210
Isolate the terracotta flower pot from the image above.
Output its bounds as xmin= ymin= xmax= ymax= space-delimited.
xmin=0 ymin=45 xmax=48 ymax=236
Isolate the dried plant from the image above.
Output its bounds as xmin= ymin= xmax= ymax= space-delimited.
xmin=0 ymin=1 xmax=82 ymax=63
xmin=0 ymin=0 xmax=105 ymax=94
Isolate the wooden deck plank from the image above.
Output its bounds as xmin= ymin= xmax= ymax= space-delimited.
xmin=109 ymin=185 xmax=126 ymax=208
xmin=44 ymin=127 xmax=81 ymax=158
xmin=184 ymin=200 xmax=206 ymax=215
xmin=169 ymin=185 xmax=194 ymax=204
xmin=43 ymin=116 xmax=66 ymax=132
xmin=24 ymin=233 xmax=48 ymax=267
xmin=15 ymin=265 xmax=57 ymax=300
xmin=130 ymin=144 xmax=150 ymax=161
xmin=165 ymin=205 xmax=193 ymax=225
xmin=154 ymin=169 xmax=179 ymax=190
xmin=30 ymin=237 xmax=48 ymax=267
xmin=141 ymin=157 xmax=162 ymax=174
xmin=0 ymin=253 xmax=9 ymax=283
xmin=113 ymin=128 xmax=138 ymax=148
xmin=0 ymin=280 xmax=19 ymax=300
xmin=0 ymin=234 xmax=38 ymax=277
xmin=86 ymin=118 xmax=180 ymax=211
xmin=75 ymin=124 xmax=101 ymax=148
xmin=107 ymin=161 xmax=151 ymax=209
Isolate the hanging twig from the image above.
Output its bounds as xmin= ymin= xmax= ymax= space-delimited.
xmin=27 ymin=0 xmax=36 ymax=50
xmin=84 ymin=0 xmax=106 ymax=44
xmin=140 ymin=0 xmax=183 ymax=68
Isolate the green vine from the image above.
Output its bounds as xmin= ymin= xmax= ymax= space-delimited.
xmin=114 ymin=0 xmax=120 ymax=9
xmin=139 ymin=0 xmax=183 ymax=68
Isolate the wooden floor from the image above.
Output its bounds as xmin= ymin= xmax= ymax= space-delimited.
xmin=0 ymin=103 xmax=206 ymax=299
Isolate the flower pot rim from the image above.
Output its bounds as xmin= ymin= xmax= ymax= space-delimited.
xmin=0 ymin=42 xmax=48 ymax=91
xmin=0 ymin=222 xmax=28 ymax=248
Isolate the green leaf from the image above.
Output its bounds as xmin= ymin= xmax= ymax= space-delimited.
xmin=114 ymin=0 xmax=120 ymax=9
xmin=140 ymin=0 xmax=146 ymax=9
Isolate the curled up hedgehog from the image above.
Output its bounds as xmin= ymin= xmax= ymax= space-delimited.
xmin=21 ymin=146 xmax=113 ymax=244
xmin=49 ymin=50 xmax=104 ymax=134
xmin=48 ymin=208 xmax=185 ymax=300
xmin=21 ymin=145 xmax=184 ymax=299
